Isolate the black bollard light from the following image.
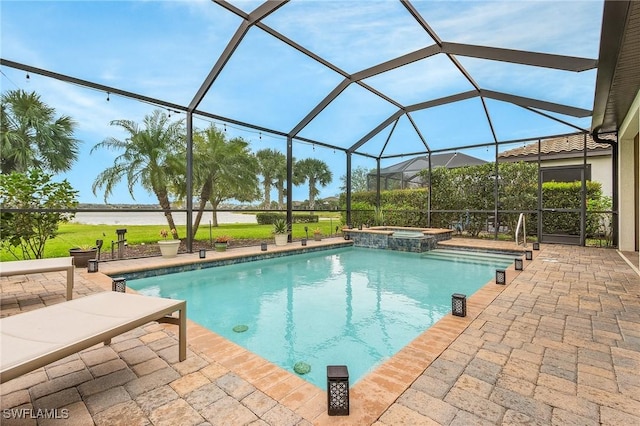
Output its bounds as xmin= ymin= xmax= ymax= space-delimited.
xmin=327 ymin=365 xmax=349 ymax=416
xmin=112 ymin=277 xmax=126 ymax=292
xmin=514 ymin=258 xmax=523 ymax=271
xmin=451 ymin=293 xmax=467 ymax=317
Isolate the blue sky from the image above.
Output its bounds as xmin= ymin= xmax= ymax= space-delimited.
xmin=1 ymin=0 xmax=604 ymax=205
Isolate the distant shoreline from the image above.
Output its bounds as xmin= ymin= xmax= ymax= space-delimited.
xmin=72 ymin=211 xmax=257 ymax=226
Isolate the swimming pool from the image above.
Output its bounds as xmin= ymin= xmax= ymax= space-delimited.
xmin=129 ymin=247 xmax=514 ymax=389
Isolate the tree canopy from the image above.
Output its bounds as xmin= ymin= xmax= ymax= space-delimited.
xmin=177 ymin=125 xmax=260 ymax=234
xmin=91 ymin=110 xmax=185 ymax=237
xmin=1 ymin=89 xmax=80 ymax=174
xmin=294 ymin=158 xmax=333 ymax=210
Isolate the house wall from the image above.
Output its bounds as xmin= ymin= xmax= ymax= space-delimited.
xmin=540 ymin=155 xmax=613 ymax=197
xmin=618 ymin=89 xmax=640 ymax=255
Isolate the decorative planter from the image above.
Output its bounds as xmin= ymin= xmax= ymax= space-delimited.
xmin=158 ymin=240 xmax=180 ymax=258
xmin=69 ymin=247 xmax=98 ymax=268
xmin=314 ymin=234 xmax=322 ymax=241
xmin=274 ymin=234 xmax=288 ymax=246
xmin=214 ymin=242 xmax=228 ymax=252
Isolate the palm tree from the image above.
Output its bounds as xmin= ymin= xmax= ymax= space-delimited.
xmin=256 ymin=148 xmax=286 ymax=209
xmin=91 ymin=110 xmax=184 ymax=237
xmin=174 ymin=125 xmax=259 ymax=235
xmin=0 ymin=89 xmax=80 ymax=174
xmin=273 ymin=153 xmax=289 ymax=210
xmin=294 ymin=158 xmax=333 ymax=210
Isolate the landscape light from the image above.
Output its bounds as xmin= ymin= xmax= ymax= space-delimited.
xmin=327 ymin=365 xmax=349 ymax=416
xmin=112 ymin=277 xmax=126 ymax=293
xmin=87 ymin=259 xmax=98 ymax=273
xmin=451 ymin=293 xmax=467 ymax=317
xmin=515 ymin=258 xmax=523 ymax=270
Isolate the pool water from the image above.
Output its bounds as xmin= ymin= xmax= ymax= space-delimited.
xmin=129 ymin=247 xmax=513 ymax=389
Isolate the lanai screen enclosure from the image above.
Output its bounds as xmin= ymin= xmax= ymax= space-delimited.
xmin=0 ymin=0 xmax=618 ymax=248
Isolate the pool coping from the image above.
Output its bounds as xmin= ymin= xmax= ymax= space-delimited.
xmin=96 ymin=238 xmax=532 ymax=424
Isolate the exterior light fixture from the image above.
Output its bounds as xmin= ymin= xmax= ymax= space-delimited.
xmin=525 ymin=250 xmax=533 ymax=261
xmin=533 ymin=242 xmax=540 ymax=250
xmin=112 ymin=277 xmax=126 ymax=293
xmin=199 ymin=249 xmax=206 ymax=259
xmin=451 ymin=293 xmax=467 ymax=317
xmin=301 ymin=238 xmax=307 ymax=246
xmin=87 ymin=259 xmax=99 ymax=273
xmin=496 ymin=269 xmax=506 ymax=285
xmin=261 ymin=242 xmax=267 ymax=251
xmin=514 ymin=258 xmax=523 ymax=271
xmin=327 ymin=365 xmax=349 ymax=416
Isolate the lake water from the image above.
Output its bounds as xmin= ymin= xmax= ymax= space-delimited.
xmin=72 ymin=211 xmax=257 ymax=225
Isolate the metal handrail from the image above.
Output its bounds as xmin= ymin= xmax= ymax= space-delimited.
xmin=515 ymin=213 xmax=527 ymax=247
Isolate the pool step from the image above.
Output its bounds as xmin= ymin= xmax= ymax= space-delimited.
xmin=423 ymin=249 xmax=519 ymax=263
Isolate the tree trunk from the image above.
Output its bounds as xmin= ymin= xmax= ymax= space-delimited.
xmin=191 ymin=198 xmax=207 ymax=238
xmin=156 ymin=191 xmax=178 ymax=239
xmin=277 ymin=179 xmax=284 ymax=210
xmin=308 ymin=177 xmax=316 ymax=210
xmin=210 ymin=200 xmax=220 ymax=227
xmin=263 ymin=181 xmax=272 ymax=209
xmin=192 ymin=181 xmax=212 ymax=238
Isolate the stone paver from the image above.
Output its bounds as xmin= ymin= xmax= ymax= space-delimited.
xmin=84 ymin=386 xmax=132 ymax=415
xmin=135 ymin=385 xmax=179 ymax=415
xmin=184 ymin=383 xmax=227 ymax=412
xmin=124 ymin=367 xmax=181 ymax=399
xmin=148 ymin=398 xmax=204 ymax=426
xmin=200 ymin=395 xmax=258 ymax=425
xmin=261 ymin=403 xmax=302 ymax=426
xmin=241 ymin=390 xmax=277 ymax=417
xmin=77 ymin=368 xmax=137 ymax=398
xmin=215 ymin=372 xmax=255 ymax=400
xmin=92 ymin=400 xmax=150 ymax=426
xmin=1 ymin=242 xmax=638 ymax=425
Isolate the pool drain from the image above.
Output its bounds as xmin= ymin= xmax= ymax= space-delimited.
xmin=232 ymin=324 xmax=249 ymax=333
xmin=293 ymin=361 xmax=311 ymax=375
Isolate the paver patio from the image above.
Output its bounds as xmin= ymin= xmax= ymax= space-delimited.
xmin=1 ymin=241 xmax=638 ymax=425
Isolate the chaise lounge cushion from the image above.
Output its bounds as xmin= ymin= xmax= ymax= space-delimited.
xmin=0 ymin=292 xmax=186 ymax=383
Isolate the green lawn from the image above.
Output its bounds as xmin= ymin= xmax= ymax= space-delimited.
xmin=0 ymin=220 xmax=342 ymax=261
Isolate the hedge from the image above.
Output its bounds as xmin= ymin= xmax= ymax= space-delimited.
xmin=541 ymin=181 xmax=603 ymax=236
xmin=339 ymin=189 xmax=429 ymax=227
xmin=256 ymin=212 xmax=319 ymax=225
xmin=338 ymin=161 xmax=608 ymax=238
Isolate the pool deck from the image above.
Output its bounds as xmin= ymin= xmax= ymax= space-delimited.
xmin=1 ymin=239 xmax=639 ymax=425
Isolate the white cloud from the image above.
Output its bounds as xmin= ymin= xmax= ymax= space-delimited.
xmin=421 ymin=1 xmax=602 ymax=56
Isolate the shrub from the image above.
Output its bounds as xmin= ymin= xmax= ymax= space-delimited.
xmin=0 ymin=170 xmax=78 ymax=259
xmin=256 ymin=212 xmax=319 ymax=224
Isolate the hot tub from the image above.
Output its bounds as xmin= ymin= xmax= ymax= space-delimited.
xmin=342 ymin=226 xmax=452 ymax=252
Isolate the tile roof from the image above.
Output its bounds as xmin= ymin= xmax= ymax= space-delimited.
xmin=498 ymin=134 xmax=612 ymax=158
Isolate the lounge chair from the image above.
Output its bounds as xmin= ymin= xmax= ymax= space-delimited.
xmin=0 ymin=257 xmax=75 ymax=300
xmin=0 ymin=292 xmax=186 ymax=383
